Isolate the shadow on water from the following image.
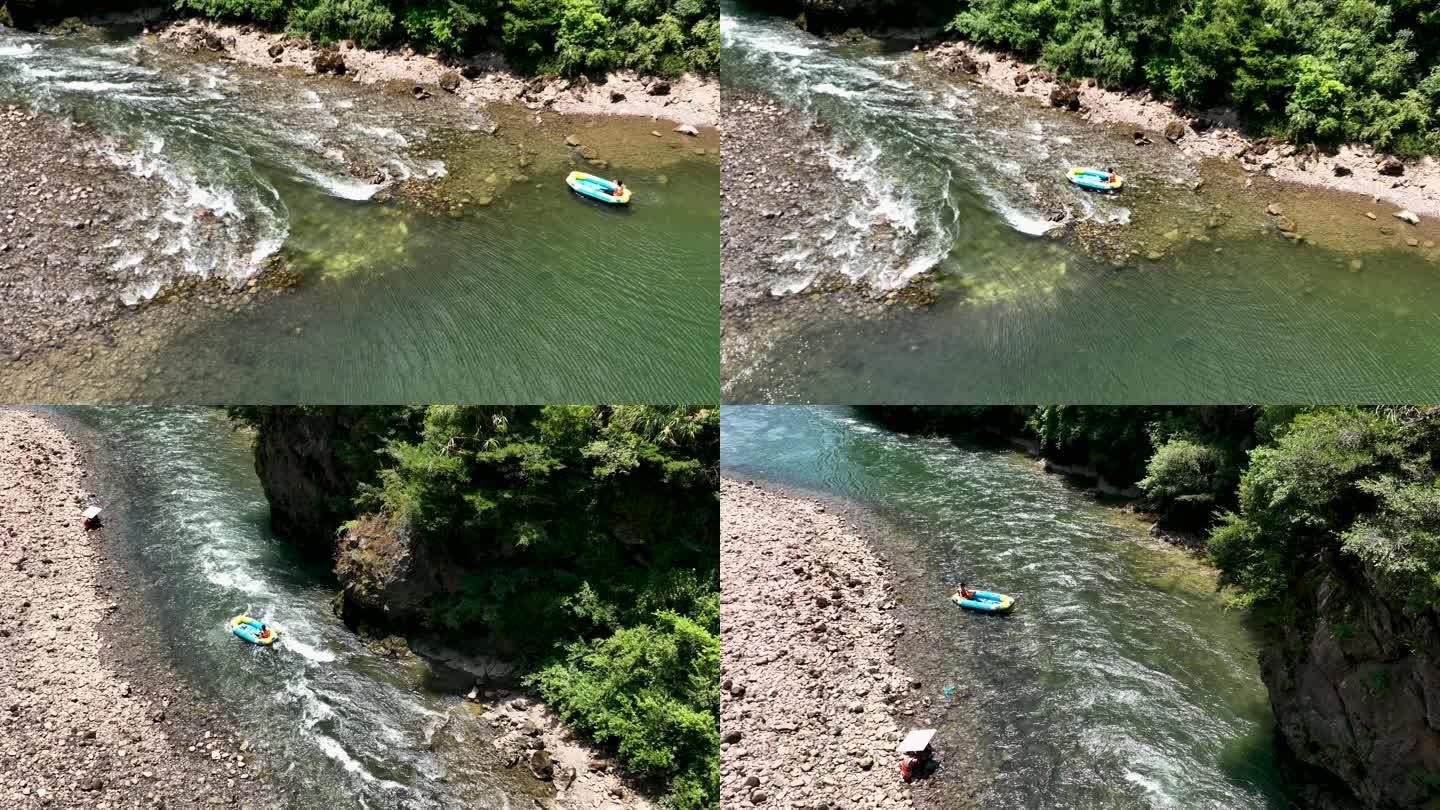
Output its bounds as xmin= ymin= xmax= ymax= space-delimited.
xmin=721 ymin=405 xmax=1302 ymax=808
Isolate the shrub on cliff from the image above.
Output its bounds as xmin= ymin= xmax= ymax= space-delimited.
xmin=1209 ymin=407 xmax=1440 ymax=618
xmin=1138 ymin=438 xmax=1232 ymax=519
xmin=172 ymin=0 xmax=719 ymax=75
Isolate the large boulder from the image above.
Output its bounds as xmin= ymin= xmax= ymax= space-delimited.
xmin=1164 ymin=120 xmax=1187 ymax=142
xmin=333 ymin=512 xmax=457 ymax=629
xmin=439 ymin=70 xmax=461 ymax=93
xmin=1048 ymin=85 xmax=1080 ymax=111
xmin=1378 ymin=156 xmax=1405 ymax=176
xmin=646 ymin=79 xmax=671 ymax=96
xmin=1013 ymin=70 xmax=1029 ymax=88
xmin=312 ymin=50 xmax=347 ymax=75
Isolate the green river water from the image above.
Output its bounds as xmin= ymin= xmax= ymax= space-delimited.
xmin=721 ymin=6 xmax=1440 ymax=402
xmin=0 ymin=27 xmax=717 ymax=402
xmin=721 ymin=405 xmax=1299 ymax=808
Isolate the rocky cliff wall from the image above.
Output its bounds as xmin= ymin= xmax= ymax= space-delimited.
xmin=1262 ymin=567 xmax=1440 ymax=808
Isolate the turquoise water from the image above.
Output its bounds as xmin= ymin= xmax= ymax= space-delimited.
xmin=721 ymin=405 xmax=1295 ymax=808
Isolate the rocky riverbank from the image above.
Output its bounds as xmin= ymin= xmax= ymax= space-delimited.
xmin=926 ymin=40 xmax=1440 ymax=221
xmin=0 ymin=106 xmax=296 ymax=373
xmin=720 ymin=477 xmax=924 ymax=809
xmin=157 ymin=18 xmax=718 ymax=129
xmin=0 ymin=408 xmax=280 ymax=809
xmin=720 ymin=91 xmax=935 ymax=398
xmin=465 ymin=690 xmax=659 ymax=810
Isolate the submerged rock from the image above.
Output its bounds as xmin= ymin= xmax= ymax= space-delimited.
xmin=1394 ymin=209 xmax=1420 ymax=225
xmin=674 ymin=123 xmax=699 ymax=136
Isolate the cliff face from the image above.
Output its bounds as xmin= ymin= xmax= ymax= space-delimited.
xmin=1262 ymin=569 xmax=1440 ymax=808
xmin=248 ymin=407 xmax=400 ymax=554
xmin=332 ymin=512 xmax=458 ymax=631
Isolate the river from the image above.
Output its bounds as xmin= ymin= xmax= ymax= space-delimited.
xmin=720 ymin=405 xmax=1296 ymax=808
xmin=1 ymin=25 xmax=717 ymax=401
xmin=721 ymin=4 xmax=1440 ymax=402
xmin=54 ymin=406 xmax=539 ymax=809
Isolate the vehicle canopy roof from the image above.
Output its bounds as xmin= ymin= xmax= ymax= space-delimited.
xmin=897 ymin=729 xmax=936 ymax=753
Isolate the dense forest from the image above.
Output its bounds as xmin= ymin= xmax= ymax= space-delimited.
xmin=862 ymin=404 xmax=1440 ymax=806
xmin=0 ymin=0 xmax=719 ymax=76
xmin=230 ymin=405 xmax=720 ymax=810
xmin=757 ymin=0 xmax=1440 ymax=157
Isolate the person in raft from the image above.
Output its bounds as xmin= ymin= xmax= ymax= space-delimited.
xmin=257 ymin=625 xmax=271 ymax=640
xmin=900 ymin=753 xmax=920 ymax=783
xmin=613 ymin=180 xmax=625 ymax=197
xmin=958 ymin=581 xmax=977 ymax=600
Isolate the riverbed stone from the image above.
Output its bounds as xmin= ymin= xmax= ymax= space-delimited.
xmin=312 ymin=49 xmax=346 ymax=75
xmin=1164 ymin=120 xmax=1187 ymax=142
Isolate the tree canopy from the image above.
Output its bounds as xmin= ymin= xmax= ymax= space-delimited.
xmin=170 ymin=0 xmax=719 ymax=75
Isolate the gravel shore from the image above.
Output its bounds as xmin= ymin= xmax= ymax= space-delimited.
xmin=0 ymin=409 xmax=279 ymax=809
xmin=468 ymin=690 xmax=660 ymax=810
xmin=0 ymin=106 xmax=165 ymax=363
xmin=720 ymin=477 xmax=921 ymax=810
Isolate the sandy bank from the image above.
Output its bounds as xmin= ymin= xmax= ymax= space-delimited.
xmin=0 ymin=409 xmax=277 ymax=809
xmin=928 ymin=41 xmax=1440 ymax=221
xmin=720 ymin=477 xmax=922 ymax=809
xmin=157 ymin=19 xmax=718 ymax=130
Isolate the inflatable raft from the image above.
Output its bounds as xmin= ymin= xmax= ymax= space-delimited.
xmin=566 ymin=171 xmax=631 ymax=205
xmin=1067 ymin=166 xmax=1123 ymax=191
xmin=231 ymin=616 xmax=278 ymax=646
xmin=951 ymin=590 xmax=1017 ymax=614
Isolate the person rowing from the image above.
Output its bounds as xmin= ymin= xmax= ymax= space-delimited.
xmin=957 ymin=581 xmax=976 ymax=600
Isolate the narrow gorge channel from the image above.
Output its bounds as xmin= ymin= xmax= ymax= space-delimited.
xmin=52 ymin=406 xmax=545 ymax=809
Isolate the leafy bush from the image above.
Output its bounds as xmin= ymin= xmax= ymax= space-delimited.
xmin=171 ymin=0 xmax=719 ymax=75
xmin=1209 ymin=408 xmax=1440 ymax=618
xmin=1138 ymin=438 xmax=1228 ymax=513
xmin=870 ymin=0 xmax=1440 ymax=156
xmin=530 ymin=601 xmax=720 ymax=810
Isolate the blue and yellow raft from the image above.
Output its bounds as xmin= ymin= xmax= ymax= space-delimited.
xmin=231 ymin=616 xmax=279 ymax=646
xmin=1067 ymin=166 xmax=1123 ymax=191
xmin=566 ymin=171 xmax=631 ymax=205
xmin=951 ymin=590 xmax=1017 ymax=614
